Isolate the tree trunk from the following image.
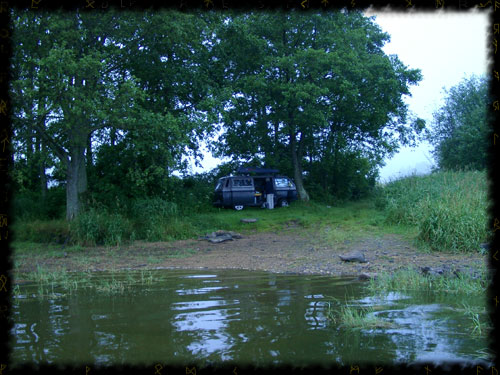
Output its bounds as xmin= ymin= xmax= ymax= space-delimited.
xmin=290 ymin=132 xmax=309 ymax=201
xmin=66 ymin=141 xmax=88 ymax=221
xmin=38 ymin=138 xmax=47 ymax=199
xmin=87 ymin=133 xmax=93 ymax=167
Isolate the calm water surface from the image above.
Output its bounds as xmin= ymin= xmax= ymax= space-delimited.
xmin=10 ymin=269 xmax=490 ymax=367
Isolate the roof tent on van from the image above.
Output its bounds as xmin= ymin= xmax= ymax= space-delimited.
xmin=236 ymin=167 xmax=280 ymax=175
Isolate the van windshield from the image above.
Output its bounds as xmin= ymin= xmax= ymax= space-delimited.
xmin=275 ymin=178 xmax=294 ymax=188
xmin=215 ymin=180 xmax=223 ymax=190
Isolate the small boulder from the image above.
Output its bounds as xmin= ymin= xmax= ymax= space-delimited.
xmin=339 ymin=251 xmax=367 ymax=263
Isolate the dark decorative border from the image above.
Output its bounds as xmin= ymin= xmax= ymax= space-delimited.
xmin=0 ymin=1 xmax=497 ymax=374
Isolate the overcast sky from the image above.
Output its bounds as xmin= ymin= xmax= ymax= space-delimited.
xmin=183 ymin=11 xmax=490 ymax=182
xmin=365 ymin=10 xmax=490 ymax=182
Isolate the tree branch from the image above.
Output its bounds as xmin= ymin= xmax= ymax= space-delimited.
xmin=31 ymin=114 xmax=69 ymax=163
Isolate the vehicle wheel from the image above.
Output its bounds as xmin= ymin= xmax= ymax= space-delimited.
xmin=234 ymin=205 xmax=244 ymax=211
xmin=278 ymin=199 xmax=289 ymax=208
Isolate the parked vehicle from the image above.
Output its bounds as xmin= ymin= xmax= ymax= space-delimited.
xmin=213 ymin=167 xmax=298 ymax=210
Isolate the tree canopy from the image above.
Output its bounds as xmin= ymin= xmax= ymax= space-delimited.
xmin=426 ymin=75 xmax=489 ymax=171
xmin=209 ymin=10 xmax=424 ymax=200
xmin=11 ymin=9 xmax=427 ymax=218
xmin=11 ymin=9 xmax=220 ymax=219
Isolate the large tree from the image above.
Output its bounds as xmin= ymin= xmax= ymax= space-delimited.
xmin=426 ymin=75 xmax=489 ymax=171
xmin=210 ymin=10 xmax=424 ymax=200
xmin=11 ymin=10 xmax=219 ymax=219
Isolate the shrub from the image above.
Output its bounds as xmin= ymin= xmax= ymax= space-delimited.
xmin=131 ymin=197 xmax=178 ymax=221
xmin=13 ymin=187 xmax=66 ymax=220
xmin=71 ymin=207 xmax=133 ymax=246
xmin=13 ymin=219 xmax=70 ymax=243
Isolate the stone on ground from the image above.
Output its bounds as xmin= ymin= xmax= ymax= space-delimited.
xmin=339 ymin=251 xmax=367 ymax=263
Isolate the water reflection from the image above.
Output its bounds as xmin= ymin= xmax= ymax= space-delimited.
xmin=10 ymin=269 xmax=489 ymax=367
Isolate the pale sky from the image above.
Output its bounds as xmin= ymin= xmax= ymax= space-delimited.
xmin=182 ymin=11 xmax=490 ymax=182
xmin=365 ymin=10 xmax=490 ymax=182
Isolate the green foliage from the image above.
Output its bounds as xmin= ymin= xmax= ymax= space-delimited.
xmin=70 ymin=207 xmax=133 ymax=246
xmin=13 ymin=219 xmax=70 ymax=244
xmin=213 ymin=10 xmax=424 ymax=201
xmin=11 ymin=9 xmax=221 ymax=219
xmin=426 ymin=75 xmax=489 ymax=170
xmin=131 ymin=197 xmax=178 ymax=220
xmin=368 ymin=267 xmax=488 ymax=295
xmin=306 ymin=151 xmax=379 ymax=202
xmin=13 ymin=187 xmax=66 ymax=220
xmin=326 ymin=297 xmax=394 ymax=329
xmin=380 ymin=170 xmax=489 ymax=252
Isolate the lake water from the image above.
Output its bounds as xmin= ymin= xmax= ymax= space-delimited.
xmin=10 ymin=269 xmax=491 ymax=367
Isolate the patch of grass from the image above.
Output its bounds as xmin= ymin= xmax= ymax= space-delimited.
xmin=368 ymin=267 xmax=489 ymax=295
xmin=166 ymin=248 xmax=197 ymax=259
xmin=326 ymin=297 xmax=394 ymax=330
xmin=146 ymin=255 xmax=163 ymax=264
xmin=71 ymin=208 xmax=133 ymax=246
xmin=12 ymin=220 xmax=70 ymax=244
xmin=15 ymin=266 xmax=166 ymax=297
xmin=96 ymin=280 xmax=126 ymax=294
xmin=12 ymin=242 xmax=85 ymax=260
xmin=18 ymin=266 xmax=88 ymax=298
xmin=380 ymin=170 xmax=490 ymax=253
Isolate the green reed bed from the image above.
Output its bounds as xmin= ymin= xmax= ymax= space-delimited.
xmin=15 ymin=267 xmax=166 ymax=298
xmin=380 ymin=170 xmax=490 ymax=253
xmin=367 ymin=268 xmax=489 ymax=295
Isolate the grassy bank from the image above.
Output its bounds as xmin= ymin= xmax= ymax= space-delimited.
xmin=378 ymin=170 xmax=490 ymax=253
xmin=12 ymin=170 xmax=489 ymax=254
xmin=13 ymin=199 xmax=400 ymax=248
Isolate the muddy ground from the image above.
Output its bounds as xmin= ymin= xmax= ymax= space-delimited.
xmin=13 ymin=223 xmax=489 ymax=280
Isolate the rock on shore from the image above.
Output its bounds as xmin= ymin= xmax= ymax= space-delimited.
xmin=339 ymin=251 xmax=367 ymax=263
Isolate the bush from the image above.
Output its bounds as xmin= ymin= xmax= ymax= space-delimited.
xmin=71 ymin=207 xmax=133 ymax=246
xmin=13 ymin=187 xmax=66 ymax=220
xmin=13 ymin=219 xmax=70 ymax=243
xmin=131 ymin=197 xmax=178 ymax=220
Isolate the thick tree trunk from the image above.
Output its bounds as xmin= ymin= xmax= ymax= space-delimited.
xmin=290 ymin=133 xmax=309 ymax=201
xmin=36 ymin=134 xmax=47 ymax=199
xmin=66 ymin=142 xmax=88 ymax=221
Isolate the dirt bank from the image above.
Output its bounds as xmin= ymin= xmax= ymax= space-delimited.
xmin=14 ymin=224 xmax=488 ymax=280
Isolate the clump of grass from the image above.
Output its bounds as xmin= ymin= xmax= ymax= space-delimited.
xmin=326 ymin=297 xmax=394 ymax=330
xmin=368 ymin=267 xmax=488 ymax=295
xmin=71 ymin=207 xmax=133 ymax=246
xmin=380 ymin=170 xmax=489 ymax=253
xmin=460 ymin=302 xmax=492 ymax=336
xmin=95 ymin=279 xmax=127 ymax=294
